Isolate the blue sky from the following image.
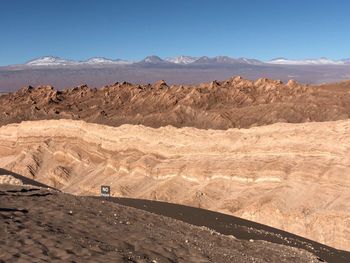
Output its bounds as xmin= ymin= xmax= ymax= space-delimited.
xmin=0 ymin=0 xmax=349 ymax=65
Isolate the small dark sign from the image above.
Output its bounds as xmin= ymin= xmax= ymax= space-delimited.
xmin=101 ymin=185 xmax=110 ymax=197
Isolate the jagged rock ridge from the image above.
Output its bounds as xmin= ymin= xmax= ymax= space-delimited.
xmin=1 ymin=77 xmax=350 ymax=129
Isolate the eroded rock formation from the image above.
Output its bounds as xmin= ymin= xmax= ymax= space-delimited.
xmin=1 ymin=77 xmax=350 ymax=129
xmin=0 ymin=119 xmax=349 ymax=251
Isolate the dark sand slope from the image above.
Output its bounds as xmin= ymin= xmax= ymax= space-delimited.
xmin=107 ymin=198 xmax=350 ymax=263
xmin=1 ymin=77 xmax=350 ymax=129
xmin=1 ymin=174 xmax=350 ymax=262
xmin=0 ymin=184 xmax=322 ymax=263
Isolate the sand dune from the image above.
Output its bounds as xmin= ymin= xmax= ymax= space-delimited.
xmin=0 ymin=119 xmax=349 ymax=251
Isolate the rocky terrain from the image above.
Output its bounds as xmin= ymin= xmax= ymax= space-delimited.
xmin=1 ymin=77 xmax=350 ymax=261
xmin=3 ymin=174 xmax=350 ymax=263
xmin=0 ymin=77 xmax=350 ymax=129
xmin=0 ymin=119 xmax=349 ymax=251
xmin=0 ymin=183 xmax=328 ymax=263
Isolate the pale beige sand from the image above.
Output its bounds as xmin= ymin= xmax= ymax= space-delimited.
xmin=0 ymin=174 xmax=23 ymax=185
xmin=0 ymin=119 xmax=349 ymax=250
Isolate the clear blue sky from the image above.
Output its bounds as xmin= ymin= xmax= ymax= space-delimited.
xmin=0 ymin=0 xmax=349 ymax=65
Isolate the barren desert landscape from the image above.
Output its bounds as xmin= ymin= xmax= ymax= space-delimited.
xmin=1 ymin=76 xmax=350 ymax=263
xmin=2 ymin=1 xmax=350 ymax=262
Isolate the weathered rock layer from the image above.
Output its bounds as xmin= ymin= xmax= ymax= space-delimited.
xmin=0 ymin=119 xmax=349 ymax=251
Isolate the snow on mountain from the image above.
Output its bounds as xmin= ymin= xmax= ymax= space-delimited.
xmin=140 ymin=55 xmax=261 ymax=65
xmin=165 ymin=56 xmax=198 ymax=64
xmin=192 ymin=56 xmax=263 ymax=65
xmin=192 ymin=56 xmax=234 ymax=64
xmin=84 ymin=57 xmax=115 ymax=64
xmin=23 ymin=55 xmax=350 ymax=67
xmin=26 ymin=56 xmax=78 ymax=66
xmin=25 ymin=56 xmax=132 ymax=66
xmin=83 ymin=57 xmax=132 ymax=65
xmin=268 ymin=57 xmax=346 ymax=65
xmin=237 ymin=57 xmax=263 ymax=65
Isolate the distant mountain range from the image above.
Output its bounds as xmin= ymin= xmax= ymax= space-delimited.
xmin=9 ymin=55 xmax=350 ymax=67
xmin=2 ymin=55 xmax=350 ymax=92
xmin=25 ymin=56 xmax=132 ymax=66
xmin=267 ymin=57 xmax=350 ymax=65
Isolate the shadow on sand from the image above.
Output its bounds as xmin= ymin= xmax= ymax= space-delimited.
xmin=100 ymin=197 xmax=350 ymax=263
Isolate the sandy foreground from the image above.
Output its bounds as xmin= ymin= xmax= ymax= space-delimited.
xmin=0 ymin=183 xmax=328 ymax=263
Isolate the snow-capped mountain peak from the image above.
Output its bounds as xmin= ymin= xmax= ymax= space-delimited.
xmin=267 ymin=57 xmax=346 ymax=65
xmin=85 ymin=57 xmax=115 ymax=64
xmin=25 ymin=56 xmax=132 ymax=66
xmin=83 ymin=57 xmax=132 ymax=65
xmin=237 ymin=57 xmax=263 ymax=65
xmin=26 ymin=56 xmax=77 ymax=66
xmin=165 ymin=56 xmax=198 ymax=64
xmin=191 ymin=56 xmax=263 ymax=65
xmin=22 ymin=55 xmax=350 ymax=67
